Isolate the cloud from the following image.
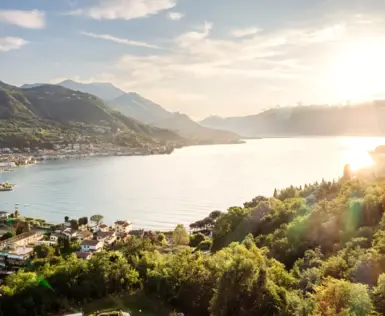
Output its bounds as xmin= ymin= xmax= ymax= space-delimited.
xmin=69 ymin=19 xmax=362 ymax=117
xmin=0 ymin=37 xmax=28 ymax=52
xmin=230 ymin=27 xmax=261 ymax=38
xmin=0 ymin=10 xmax=45 ymax=29
xmin=70 ymin=0 xmax=177 ymax=20
xmin=80 ymin=32 xmax=160 ymax=49
xmin=167 ymin=11 xmax=184 ymax=21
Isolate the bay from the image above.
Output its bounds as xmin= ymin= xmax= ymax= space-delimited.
xmin=0 ymin=137 xmax=383 ymax=231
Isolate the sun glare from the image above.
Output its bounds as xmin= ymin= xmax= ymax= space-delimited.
xmin=332 ymin=38 xmax=385 ymax=101
xmin=341 ymin=137 xmax=381 ymax=171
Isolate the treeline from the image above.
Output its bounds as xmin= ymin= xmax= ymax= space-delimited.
xmin=3 ymin=177 xmax=385 ymax=315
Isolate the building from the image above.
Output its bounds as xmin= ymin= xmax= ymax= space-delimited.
xmin=0 ymin=211 xmax=9 ymax=221
xmin=55 ymin=228 xmax=78 ymax=239
xmin=96 ymin=231 xmax=116 ymax=245
xmin=75 ymin=252 xmax=93 ymax=260
xmin=77 ymin=230 xmax=93 ymax=241
xmin=80 ymin=240 xmax=103 ymax=253
xmin=0 ymin=247 xmax=34 ymax=271
xmin=92 ymin=223 xmax=109 ymax=233
xmin=3 ymin=232 xmax=43 ymax=250
xmin=50 ymin=234 xmax=60 ymax=242
xmin=114 ymin=220 xmax=132 ymax=235
xmin=36 ymin=240 xmax=57 ymax=246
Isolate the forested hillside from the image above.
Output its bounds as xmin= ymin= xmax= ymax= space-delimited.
xmin=0 ymin=81 xmax=183 ymax=148
xmin=3 ymin=172 xmax=385 ymax=315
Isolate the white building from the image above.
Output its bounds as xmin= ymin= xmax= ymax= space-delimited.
xmin=0 ymin=211 xmax=9 ymax=221
xmin=114 ymin=220 xmax=132 ymax=235
xmin=36 ymin=240 xmax=57 ymax=246
xmin=80 ymin=240 xmax=103 ymax=253
xmin=50 ymin=235 xmax=59 ymax=242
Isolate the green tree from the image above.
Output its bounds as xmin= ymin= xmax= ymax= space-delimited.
xmin=172 ymin=224 xmax=189 ymax=246
xmin=90 ymin=214 xmax=104 ymax=225
xmin=78 ymin=216 xmax=88 ymax=226
xmin=313 ymin=278 xmax=373 ymax=316
xmin=64 ymin=216 xmax=69 ymax=222
xmin=373 ymin=273 xmax=385 ymax=314
xmin=70 ymin=219 xmax=78 ymax=230
xmin=157 ymin=233 xmax=167 ymax=246
xmin=189 ymin=233 xmax=206 ymax=247
xmin=34 ymin=244 xmax=55 ymax=259
xmin=0 ymin=231 xmax=14 ymax=240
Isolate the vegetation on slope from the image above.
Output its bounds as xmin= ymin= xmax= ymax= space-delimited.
xmin=0 ymin=81 xmax=183 ymax=148
xmin=4 ymin=173 xmax=385 ymax=315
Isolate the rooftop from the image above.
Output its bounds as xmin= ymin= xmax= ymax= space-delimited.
xmin=76 ymin=252 xmax=92 ymax=259
xmin=115 ymin=220 xmax=132 ymax=225
xmin=97 ymin=231 xmax=114 ymax=238
xmin=6 ymin=232 xmax=41 ymax=243
xmin=81 ymin=240 xmax=101 ymax=246
xmin=4 ymin=247 xmax=34 ymax=256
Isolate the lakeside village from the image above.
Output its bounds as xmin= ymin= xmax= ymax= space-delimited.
xmin=0 ymin=207 xmax=213 ymax=278
xmin=0 ymin=142 xmax=176 ymax=190
xmin=0 ymin=142 xmax=176 ymax=170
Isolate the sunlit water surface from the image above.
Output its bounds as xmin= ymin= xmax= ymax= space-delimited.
xmin=0 ymin=137 xmax=383 ymax=230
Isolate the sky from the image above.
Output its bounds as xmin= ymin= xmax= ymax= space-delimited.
xmin=1 ymin=0 xmax=385 ymax=119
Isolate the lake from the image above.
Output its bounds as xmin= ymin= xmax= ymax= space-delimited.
xmin=0 ymin=137 xmax=383 ymax=231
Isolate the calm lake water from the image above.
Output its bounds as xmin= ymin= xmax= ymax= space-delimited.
xmin=0 ymin=137 xmax=383 ymax=230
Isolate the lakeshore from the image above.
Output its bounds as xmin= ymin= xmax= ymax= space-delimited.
xmin=0 ymin=137 xmax=383 ymax=231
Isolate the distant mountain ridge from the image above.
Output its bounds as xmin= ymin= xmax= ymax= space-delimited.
xmin=109 ymin=92 xmax=172 ymax=123
xmin=201 ymin=103 xmax=385 ymax=137
xmin=22 ymin=80 xmax=126 ymax=101
xmin=153 ymin=113 xmax=241 ymax=145
xmin=20 ymin=79 xmax=241 ymax=144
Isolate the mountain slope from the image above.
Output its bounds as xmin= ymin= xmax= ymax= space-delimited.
xmin=201 ymin=103 xmax=385 ymax=137
xmin=58 ymin=80 xmax=126 ymax=101
xmin=0 ymin=81 xmax=183 ymax=147
xmin=21 ymin=80 xmax=126 ymax=101
xmin=109 ymin=92 xmax=172 ymax=123
xmin=152 ymin=113 xmax=242 ymax=144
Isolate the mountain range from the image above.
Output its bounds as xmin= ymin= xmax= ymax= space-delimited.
xmin=0 ymin=81 xmax=182 ymax=148
xmin=201 ymin=103 xmax=385 ymax=137
xmin=22 ymin=80 xmax=126 ymax=101
xmin=19 ymin=80 xmax=241 ymax=144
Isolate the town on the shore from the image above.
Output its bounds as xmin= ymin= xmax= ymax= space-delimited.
xmin=0 ymin=206 xmax=214 ymax=278
xmin=0 ymin=209 xmax=162 ymax=275
xmin=0 ymin=142 xmax=177 ymax=171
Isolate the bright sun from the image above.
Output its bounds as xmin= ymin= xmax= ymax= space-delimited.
xmin=332 ymin=38 xmax=385 ymax=101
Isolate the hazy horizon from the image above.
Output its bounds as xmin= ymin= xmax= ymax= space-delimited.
xmin=2 ymin=0 xmax=385 ymax=119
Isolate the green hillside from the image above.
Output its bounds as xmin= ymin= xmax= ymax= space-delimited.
xmin=0 ymin=81 xmax=183 ymax=148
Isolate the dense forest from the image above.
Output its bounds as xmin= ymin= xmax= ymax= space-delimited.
xmin=3 ymin=172 xmax=385 ymax=315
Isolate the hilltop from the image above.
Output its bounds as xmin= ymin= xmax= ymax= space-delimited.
xmin=22 ymin=80 xmax=126 ymax=101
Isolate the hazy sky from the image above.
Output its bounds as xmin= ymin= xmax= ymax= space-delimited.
xmin=1 ymin=0 xmax=385 ymax=119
